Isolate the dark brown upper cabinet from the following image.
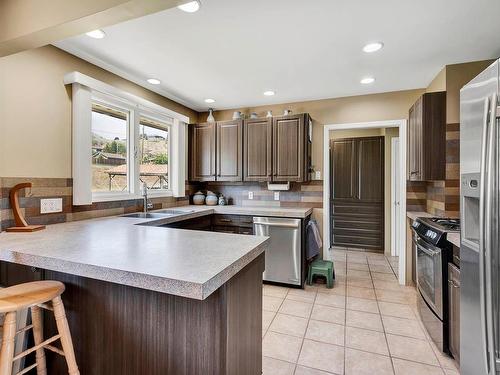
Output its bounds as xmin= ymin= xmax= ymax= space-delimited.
xmin=189 ymin=113 xmax=311 ymax=183
xmin=407 ymin=91 xmax=446 ymax=181
xmin=272 ymin=113 xmax=311 ymax=182
xmin=216 ymin=119 xmax=243 ymax=181
xmin=189 ymin=122 xmax=216 ymax=181
xmin=243 ymin=118 xmax=272 ymax=181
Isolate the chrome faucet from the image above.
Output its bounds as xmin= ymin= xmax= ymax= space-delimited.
xmin=143 ymin=182 xmax=153 ymax=213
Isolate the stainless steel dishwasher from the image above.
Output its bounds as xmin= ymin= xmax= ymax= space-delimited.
xmin=253 ymin=217 xmax=301 ymax=286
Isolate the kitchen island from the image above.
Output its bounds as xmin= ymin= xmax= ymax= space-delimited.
xmin=0 ymin=213 xmax=269 ymax=375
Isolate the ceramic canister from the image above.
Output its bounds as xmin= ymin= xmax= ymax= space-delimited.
xmin=192 ymin=191 xmax=206 ymax=205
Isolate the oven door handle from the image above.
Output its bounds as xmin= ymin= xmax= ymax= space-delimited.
xmin=416 ymin=240 xmax=440 ymax=257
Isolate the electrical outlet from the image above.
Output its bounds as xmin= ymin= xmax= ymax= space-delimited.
xmin=248 ymin=191 xmax=254 ymax=200
xmin=315 ymin=170 xmax=321 ymax=180
xmin=274 ymin=192 xmax=280 ymax=201
xmin=40 ymin=198 xmax=63 ymax=214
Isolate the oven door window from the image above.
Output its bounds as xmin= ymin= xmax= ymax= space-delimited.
xmin=416 ymin=239 xmax=443 ymax=318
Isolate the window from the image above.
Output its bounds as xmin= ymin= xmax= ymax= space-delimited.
xmin=91 ymin=103 xmax=130 ymax=193
xmin=139 ymin=116 xmax=170 ymax=191
xmin=67 ymin=72 xmax=188 ymax=205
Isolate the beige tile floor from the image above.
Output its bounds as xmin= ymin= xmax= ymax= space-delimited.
xmin=262 ymin=249 xmax=460 ymax=375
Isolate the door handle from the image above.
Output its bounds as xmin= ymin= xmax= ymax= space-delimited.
xmin=479 ymin=93 xmax=497 ymax=375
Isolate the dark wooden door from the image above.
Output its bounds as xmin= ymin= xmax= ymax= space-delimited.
xmin=243 ymin=118 xmax=272 ymax=181
xmin=216 ymin=120 xmax=243 ymax=181
xmin=190 ymin=122 xmax=216 ymax=181
xmin=330 ymin=136 xmax=385 ymax=251
xmin=331 ymin=139 xmax=356 ymax=199
xmin=272 ymin=114 xmax=304 ymax=181
xmin=357 ymin=137 xmax=384 ymax=201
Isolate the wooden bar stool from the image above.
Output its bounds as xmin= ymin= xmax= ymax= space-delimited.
xmin=0 ymin=281 xmax=79 ymax=375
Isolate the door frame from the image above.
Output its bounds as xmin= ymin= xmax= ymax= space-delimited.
xmin=323 ymin=119 xmax=407 ymax=285
xmin=391 ymin=137 xmax=400 ymax=257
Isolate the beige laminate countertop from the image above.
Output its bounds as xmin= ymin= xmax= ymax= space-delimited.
xmin=0 ymin=205 xmax=313 ymax=300
xmin=0 ymin=212 xmax=269 ymax=300
xmin=447 ymin=233 xmax=460 ymax=247
xmin=173 ymin=204 xmax=314 ymax=219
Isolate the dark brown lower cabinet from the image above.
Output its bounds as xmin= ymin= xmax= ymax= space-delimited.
xmin=0 ymin=254 xmax=264 ymax=375
xmin=330 ymin=136 xmax=384 ymax=251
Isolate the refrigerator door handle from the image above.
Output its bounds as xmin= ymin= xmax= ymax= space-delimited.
xmin=485 ymin=93 xmax=499 ymax=374
xmin=480 ymin=95 xmax=492 ymax=374
xmin=482 ymin=92 xmax=499 ymax=375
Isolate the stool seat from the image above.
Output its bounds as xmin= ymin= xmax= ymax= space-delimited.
xmin=310 ymin=260 xmax=333 ymax=271
xmin=0 ymin=281 xmax=79 ymax=375
xmin=0 ymin=281 xmax=65 ymax=313
xmin=307 ymin=259 xmax=335 ymax=289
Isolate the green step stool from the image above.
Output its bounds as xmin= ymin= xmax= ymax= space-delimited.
xmin=307 ymin=259 xmax=335 ymax=289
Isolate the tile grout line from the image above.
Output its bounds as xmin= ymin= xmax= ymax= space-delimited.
xmin=293 ymin=282 xmax=320 ymax=375
xmin=373 ymin=255 xmax=396 ymax=375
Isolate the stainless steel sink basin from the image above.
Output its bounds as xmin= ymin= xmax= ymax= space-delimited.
xmin=155 ymin=209 xmax=195 ymax=215
xmin=121 ymin=210 xmax=194 ymax=219
xmin=121 ymin=212 xmax=172 ymax=219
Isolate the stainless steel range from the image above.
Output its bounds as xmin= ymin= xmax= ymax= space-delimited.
xmin=412 ymin=217 xmax=460 ymax=354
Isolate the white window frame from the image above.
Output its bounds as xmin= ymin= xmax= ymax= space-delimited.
xmin=66 ymin=71 xmax=188 ymax=205
xmin=137 ymin=110 xmax=173 ymax=198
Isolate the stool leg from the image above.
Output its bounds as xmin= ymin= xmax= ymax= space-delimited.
xmin=31 ymin=306 xmax=47 ymax=375
xmin=0 ymin=312 xmax=17 ymax=375
xmin=307 ymin=267 xmax=313 ymax=285
xmin=52 ymin=296 xmax=79 ymax=375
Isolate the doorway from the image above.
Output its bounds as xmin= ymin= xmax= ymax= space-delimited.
xmin=323 ymin=120 xmax=407 ymax=285
xmin=329 ymin=136 xmax=385 ymax=252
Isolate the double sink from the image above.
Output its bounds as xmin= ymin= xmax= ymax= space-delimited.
xmin=121 ymin=209 xmax=195 ymax=219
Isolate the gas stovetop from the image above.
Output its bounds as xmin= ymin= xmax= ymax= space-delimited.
xmin=412 ymin=217 xmax=460 ymax=247
xmin=425 ymin=218 xmax=460 ymax=231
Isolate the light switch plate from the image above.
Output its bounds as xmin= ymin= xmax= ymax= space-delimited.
xmin=274 ymin=192 xmax=280 ymax=201
xmin=248 ymin=191 xmax=254 ymax=200
xmin=315 ymin=171 xmax=321 ymax=180
xmin=40 ymin=198 xmax=63 ymax=214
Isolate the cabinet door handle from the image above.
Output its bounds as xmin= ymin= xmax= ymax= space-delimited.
xmin=219 ymin=219 xmax=232 ymax=222
xmin=448 ymin=280 xmax=460 ymax=288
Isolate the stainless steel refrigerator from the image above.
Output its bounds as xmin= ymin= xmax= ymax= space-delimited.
xmin=460 ymin=59 xmax=500 ymax=375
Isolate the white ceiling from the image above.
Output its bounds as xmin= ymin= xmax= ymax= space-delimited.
xmin=54 ymin=0 xmax=500 ymax=111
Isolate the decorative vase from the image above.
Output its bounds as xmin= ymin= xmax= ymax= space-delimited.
xmin=266 ymin=110 xmax=273 ymax=118
xmin=232 ymin=111 xmax=242 ymax=120
xmin=283 ymin=109 xmax=292 ymax=116
xmin=205 ymin=191 xmax=218 ymax=206
xmin=207 ymin=108 xmax=215 ymax=123
xmin=193 ymin=191 xmax=206 ymax=205
xmin=250 ymin=112 xmax=258 ymax=119
xmin=218 ymin=195 xmax=226 ymax=205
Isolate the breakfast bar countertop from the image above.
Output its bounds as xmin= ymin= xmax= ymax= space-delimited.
xmin=0 ymin=214 xmax=269 ymax=300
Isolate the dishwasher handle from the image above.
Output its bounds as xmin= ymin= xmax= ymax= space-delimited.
xmin=253 ymin=222 xmax=300 ymax=229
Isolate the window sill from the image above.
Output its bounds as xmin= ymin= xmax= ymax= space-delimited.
xmin=91 ymin=191 xmax=173 ymax=203
xmin=146 ymin=190 xmax=173 ymax=199
xmin=92 ymin=193 xmax=142 ymax=203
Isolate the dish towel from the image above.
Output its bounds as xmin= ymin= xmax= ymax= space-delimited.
xmin=306 ymin=219 xmax=323 ymax=260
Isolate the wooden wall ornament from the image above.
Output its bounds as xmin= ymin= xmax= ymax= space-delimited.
xmin=6 ymin=183 xmax=45 ymax=232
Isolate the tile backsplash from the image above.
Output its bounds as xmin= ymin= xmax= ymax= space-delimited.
xmin=195 ymin=180 xmax=323 ymax=209
xmin=405 ymin=122 xmax=460 ymax=218
xmin=0 ymin=177 xmax=194 ymax=231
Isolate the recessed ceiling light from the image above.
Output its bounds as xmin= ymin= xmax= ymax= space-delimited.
xmin=147 ymin=78 xmax=161 ymax=85
xmin=204 ymin=98 xmax=215 ymax=103
xmin=177 ymin=0 xmax=201 ymax=13
xmin=263 ymin=90 xmax=275 ymax=96
xmin=85 ymin=29 xmax=106 ymax=39
xmin=363 ymin=42 xmax=384 ymax=53
xmin=360 ymin=77 xmax=375 ymax=84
